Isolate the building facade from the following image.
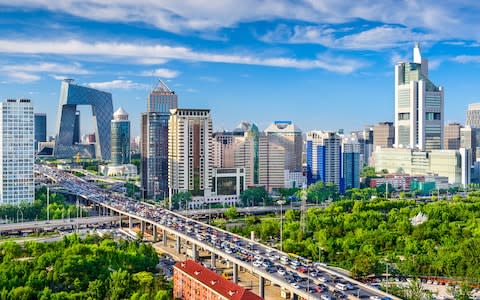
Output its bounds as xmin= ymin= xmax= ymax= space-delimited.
xmin=306 ymin=131 xmax=342 ymax=187
xmin=264 ymin=121 xmax=303 ymax=172
xmin=141 ymin=112 xmax=168 ymax=199
xmin=373 ymin=148 xmax=467 ymax=185
xmin=34 ymin=113 xmax=47 ymax=151
xmin=173 ymin=260 xmax=262 ymax=300
xmin=54 ymin=79 xmax=113 ymax=160
xmin=111 ymin=107 xmax=130 ymax=165
xmin=343 ymin=141 xmax=361 ymax=190
xmin=373 ymin=121 xmax=394 ymax=149
xmin=168 ymin=109 xmax=213 ymax=204
xmin=466 ymin=103 xmax=480 ymax=128
xmin=444 ymin=122 xmax=462 ymax=150
xmin=394 ymin=43 xmax=444 ymax=151
xmin=233 ymin=124 xmax=285 ymax=192
xmin=0 ymin=99 xmax=34 ymax=205
xmin=141 ymin=81 xmax=178 ymax=199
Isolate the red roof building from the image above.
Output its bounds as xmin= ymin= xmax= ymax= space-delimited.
xmin=173 ymin=260 xmax=263 ymax=300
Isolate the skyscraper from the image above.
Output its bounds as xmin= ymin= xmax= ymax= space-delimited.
xmin=111 ymin=107 xmax=130 ymax=165
xmin=168 ymin=108 xmax=213 ymax=206
xmin=466 ymin=103 xmax=480 ymax=128
xmin=233 ymin=124 xmax=285 ymax=192
xmin=141 ymin=81 xmax=178 ymax=199
xmin=34 ymin=113 xmax=47 ymax=151
xmin=73 ymin=110 xmax=80 ymax=144
xmin=306 ymin=131 xmax=342 ymax=187
xmin=373 ymin=122 xmax=394 ymax=149
xmin=264 ymin=121 xmax=303 ymax=172
xmin=0 ymin=99 xmax=34 ymax=205
xmin=394 ymin=43 xmax=444 ymax=151
xmin=444 ymin=123 xmax=462 ymax=150
xmin=343 ymin=140 xmax=360 ymax=191
xmin=55 ymin=79 xmax=113 ymax=160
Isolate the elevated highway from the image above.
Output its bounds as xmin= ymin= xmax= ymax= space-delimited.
xmin=35 ymin=164 xmax=399 ymax=300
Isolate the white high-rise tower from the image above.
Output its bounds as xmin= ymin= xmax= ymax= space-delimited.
xmin=394 ymin=43 xmax=444 ymax=151
xmin=0 ymin=99 xmax=34 ymax=205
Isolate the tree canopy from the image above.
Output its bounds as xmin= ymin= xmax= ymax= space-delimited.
xmin=0 ymin=234 xmax=171 ymax=300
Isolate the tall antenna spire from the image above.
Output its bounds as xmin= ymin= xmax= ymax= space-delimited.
xmin=413 ymin=42 xmax=422 ymax=64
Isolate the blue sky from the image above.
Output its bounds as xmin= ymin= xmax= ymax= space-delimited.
xmin=1 ymin=1 xmax=480 ymax=137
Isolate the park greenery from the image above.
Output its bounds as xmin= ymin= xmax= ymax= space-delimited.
xmin=240 ymin=187 xmax=271 ymax=206
xmin=0 ymin=187 xmax=87 ymax=223
xmin=0 ymin=234 xmax=171 ymax=300
xmin=231 ymin=194 xmax=480 ymax=282
xmin=170 ymin=192 xmax=192 ymax=210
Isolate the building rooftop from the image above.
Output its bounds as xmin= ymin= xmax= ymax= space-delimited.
xmin=151 ymin=80 xmax=174 ymax=94
xmin=174 ymin=260 xmax=262 ymax=300
xmin=264 ymin=121 xmax=302 ymax=133
xmin=113 ymin=107 xmax=128 ymax=120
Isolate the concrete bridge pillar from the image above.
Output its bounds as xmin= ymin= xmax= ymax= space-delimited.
xmin=211 ymin=253 xmax=216 ymax=268
xmin=128 ymin=216 xmax=132 ymax=229
xmin=163 ymin=230 xmax=167 ymax=246
xmin=175 ymin=236 xmax=181 ymax=254
xmin=233 ymin=263 xmax=239 ymax=284
xmin=259 ymin=276 xmax=265 ymax=299
xmin=192 ymin=244 xmax=198 ymax=260
xmin=140 ymin=221 xmax=145 ymax=235
xmin=153 ymin=225 xmax=158 ymax=242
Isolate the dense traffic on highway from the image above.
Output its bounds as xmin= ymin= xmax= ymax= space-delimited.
xmin=36 ymin=164 xmax=395 ymax=300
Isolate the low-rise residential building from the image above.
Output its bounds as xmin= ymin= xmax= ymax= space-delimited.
xmin=173 ymin=260 xmax=262 ymax=300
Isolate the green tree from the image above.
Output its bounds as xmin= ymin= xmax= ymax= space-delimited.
xmin=171 ymin=192 xmax=192 ymax=210
xmin=240 ymin=187 xmax=270 ymax=206
xmin=109 ymin=269 xmax=132 ymax=300
xmin=360 ymin=166 xmax=377 ymax=178
xmin=224 ymin=207 xmax=238 ymax=220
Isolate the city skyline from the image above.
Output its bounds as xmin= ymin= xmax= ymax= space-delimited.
xmin=1 ymin=2 xmax=480 ymax=137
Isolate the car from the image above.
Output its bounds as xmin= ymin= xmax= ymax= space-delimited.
xmin=290 ymin=283 xmax=301 ymax=289
xmin=277 ymin=269 xmax=286 ymax=276
xmin=369 ymin=296 xmax=381 ymax=300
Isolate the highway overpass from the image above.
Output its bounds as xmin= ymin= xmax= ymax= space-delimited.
xmin=0 ymin=216 xmax=119 ymax=232
xmin=35 ymin=164 xmax=399 ymax=300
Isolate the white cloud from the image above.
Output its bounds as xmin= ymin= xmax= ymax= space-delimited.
xmin=453 ymin=55 xmax=480 ymax=64
xmin=1 ymin=0 xmax=477 ymax=42
xmin=87 ymin=79 xmax=148 ymax=90
xmin=1 ymin=62 xmax=89 ymax=82
xmin=1 ymin=62 xmax=89 ymax=74
xmin=0 ymin=39 xmax=364 ymax=73
xmin=262 ymin=24 xmax=435 ymax=50
xmin=7 ymin=72 xmax=41 ymax=82
xmin=142 ymin=68 xmax=180 ymax=78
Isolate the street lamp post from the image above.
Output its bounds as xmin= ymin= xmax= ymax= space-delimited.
xmin=277 ymin=200 xmax=286 ymax=252
xmin=47 ymin=186 xmax=50 ymax=222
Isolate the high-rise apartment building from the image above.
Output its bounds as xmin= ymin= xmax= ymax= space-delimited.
xmin=343 ymin=140 xmax=360 ymax=190
xmin=168 ymin=109 xmax=213 ymax=205
xmin=466 ymin=103 xmax=480 ymax=128
xmin=373 ymin=122 xmax=394 ymax=149
xmin=0 ymin=99 xmax=34 ymax=205
xmin=34 ymin=113 xmax=47 ymax=151
xmin=264 ymin=121 xmax=303 ymax=172
xmin=233 ymin=124 xmax=285 ymax=192
xmin=394 ymin=43 xmax=444 ymax=151
xmin=141 ymin=81 xmax=177 ymax=199
xmin=444 ymin=123 xmax=462 ymax=150
xmin=111 ymin=107 xmax=130 ymax=165
xmin=306 ymin=131 xmax=342 ymax=187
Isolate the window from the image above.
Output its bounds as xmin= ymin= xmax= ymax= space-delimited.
xmin=426 ymin=112 xmax=441 ymax=120
xmin=398 ymin=113 xmax=410 ymax=120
